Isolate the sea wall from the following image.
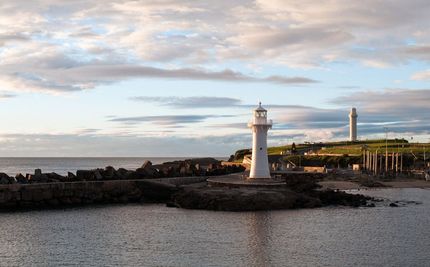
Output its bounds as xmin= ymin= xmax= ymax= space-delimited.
xmin=0 ymin=177 xmax=206 ymax=210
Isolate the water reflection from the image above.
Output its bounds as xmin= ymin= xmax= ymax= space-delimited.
xmin=245 ymin=212 xmax=273 ymax=266
xmin=0 ymin=189 xmax=429 ymax=266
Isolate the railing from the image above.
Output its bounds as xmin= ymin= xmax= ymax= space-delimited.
xmin=248 ymin=118 xmax=273 ymax=126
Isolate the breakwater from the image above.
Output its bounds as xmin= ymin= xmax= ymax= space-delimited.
xmin=0 ymin=157 xmax=246 ymax=211
xmin=0 ymin=177 xmax=208 ymax=210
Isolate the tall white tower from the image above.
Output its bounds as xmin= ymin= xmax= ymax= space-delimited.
xmin=247 ymin=102 xmax=272 ymax=179
xmin=349 ymin=107 xmax=358 ymax=141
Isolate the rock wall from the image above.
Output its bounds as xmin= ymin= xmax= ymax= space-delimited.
xmin=0 ymin=178 xmax=198 ymax=210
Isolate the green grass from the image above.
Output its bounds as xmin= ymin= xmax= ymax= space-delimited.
xmin=264 ymin=139 xmax=430 ymax=156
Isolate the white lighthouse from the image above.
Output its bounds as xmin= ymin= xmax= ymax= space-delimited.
xmin=349 ymin=107 xmax=358 ymax=141
xmin=247 ymin=102 xmax=272 ymax=179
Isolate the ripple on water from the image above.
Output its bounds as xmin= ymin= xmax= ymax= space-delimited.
xmin=0 ymin=188 xmax=429 ymax=266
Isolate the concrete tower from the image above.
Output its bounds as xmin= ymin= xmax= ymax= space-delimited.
xmin=248 ymin=102 xmax=272 ymax=179
xmin=349 ymin=107 xmax=358 ymax=141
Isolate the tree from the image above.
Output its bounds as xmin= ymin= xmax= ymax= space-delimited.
xmin=292 ymin=142 xmax=297 ymax=154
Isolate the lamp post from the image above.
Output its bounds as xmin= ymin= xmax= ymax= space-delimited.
xmin=384 ymin=127 xmax=388 ymax=173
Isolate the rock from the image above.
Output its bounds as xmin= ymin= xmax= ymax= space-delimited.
xmin=173 ymin=187 xmax=322 ymax=211
xmin=15 ymin=173 xmax=27 ymax=184
xmin=0 ymin=172 xmax=10 ymax=179
xmin=115 ymin=168 xmax=129 ymax=179
xmin=76 ymin=170 xmax=103 ymax=181
xmin=8 ymin=176 xmax=17 ymax=184
xmin=389 ymin=202 xmax=399 ymax=207
xmin=141 ymin=160 xmax=152 ymax=169
xmin=34 ymin=169 xmax=42 ymax=176
xmin=137 ymin=160 xmax=157 ymax=177
xmin=172 ymin=184 xmax=373 ymax=211
xmin=103 ymin=166 xmax=116 ymax=179
xmin=94 ymin=170 xmax=103 ymax=180
xmin=68 ymin=172 xmax=76 ymax=180
xmin=316 ymin=190 xmax=371 ymax=207
xmin=45 ymin=172 xmax=66 ymax=182
xmin=0 ymin=173 xmax=15 ymax=184
xmin=0 ymin=173 xmax=10 ymax=184
xmin=286 ymin=175 xmax=321 ymax=192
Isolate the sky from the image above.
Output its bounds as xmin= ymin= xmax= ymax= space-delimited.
xmin=0 ymin=0 xmax=430 ymax=157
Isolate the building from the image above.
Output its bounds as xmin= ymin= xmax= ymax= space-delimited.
xmin=349 ymin=107 xmax=358 ymax=141
xmin=247 ymin=102 xmax=272 ymax=178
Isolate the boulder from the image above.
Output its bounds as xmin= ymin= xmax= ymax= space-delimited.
xmin=34 ymin=169 xmax=42 ymax=176
xmin=75 ymin=169 xmax=104 ymax=181
xmin=137 ymin=160 xmax=157 ymax=177
xmin=103 ymin=166 xmax=116 ymax=179
xmin=45 ymin=172 xmax=67 ymax=182
xmin=76 ymin=170 xmax=95 ymax=180
xmin=0 ymin=173 xmax=10 ymax=184
xmin=68 ymin=172 xmax=77 ymax=180
xmin=115 ymin=168 xmax=129 ymax=179
xmin=94 ymin=170 xmax=103 ymax=180
xmin=141 ymin=160 xmax=152 ymax=169
xmin=15 ymin=173 xmax=28 ymax=184
xmin=28 ymin=174 xmax=49 ymax=183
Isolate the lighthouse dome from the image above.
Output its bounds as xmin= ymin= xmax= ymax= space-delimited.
xmin=255 ymin=102 xmax=266 ymax=111
xmin=254 ymin=102 xmax=267 ymax=118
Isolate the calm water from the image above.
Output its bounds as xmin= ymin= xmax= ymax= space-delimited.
xmin=0 ymin=188 xmax=429 ymax=266
xmin=0 ymin=157 xmax=226 ymax=176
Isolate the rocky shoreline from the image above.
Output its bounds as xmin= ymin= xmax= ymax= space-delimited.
xmin=0 ymin=158 xmax=402 ymax=212
xmin=0 ymin=158 xmax=245 ymax=185
xmin=171 ymin=176 xmax=375 ymax=211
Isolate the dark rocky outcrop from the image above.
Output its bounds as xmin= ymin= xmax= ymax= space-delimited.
xmin=358 ymin=178 xmax=388 ymax=188
xmin=0 ymin=173 xmax=15 ymax=184
xmin=313 ymin=190 xmax=371 ymax=207
xmin=172 ymin=175 xmax=374 ymax=211
xmin=15 ymin=173 xmax=27 ymax=184
xmin=172 ymin=187 xmax=322 ymax=211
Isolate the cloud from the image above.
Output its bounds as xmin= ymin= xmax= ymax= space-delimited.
xmin=0 ymin=33 xmax=29 ymax=46
xmin=0 ymin=61 xmax=318 ymax=93
xmin=130 ymin=96 xmax=242 ymax=108
xmin=411 ymin=70 xmax=430 ymax=80
xmin=326 ymin=88 xmax=430 ymax=136
xmin=206 ymin=123 xmax=248 ymax=129
xmin=0 ymin=93 xmax=16 ymax=99
xmin=1 ymin=0 xmax=430 ymax=95
xmin=0 ymin=133 xmax=241 ymax=157
xmin=129 ymin=96 xmax=323 ymax=110
xmin=109 ymin=114 xmax=234 ymax=126
xmin=331 ymin=88 xmax=430 ymax=114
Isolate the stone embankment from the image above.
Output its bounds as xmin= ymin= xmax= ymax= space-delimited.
xmin=0 ymin=158 xmax=244 ymax=210
xmin=0 ymin=179 xmax=177 ymax=210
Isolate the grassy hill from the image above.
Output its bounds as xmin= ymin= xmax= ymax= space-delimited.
xmin=232 ymin=139 xmax=430 ymax=163
xmin=267 ymin=139 xmax=430 ymax=155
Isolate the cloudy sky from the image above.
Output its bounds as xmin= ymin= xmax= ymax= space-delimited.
xmin=1 ymin=0 xmax=430 ymax=156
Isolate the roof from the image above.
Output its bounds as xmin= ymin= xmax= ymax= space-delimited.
xmin=255 ymin=102 xmax=267 ymax=111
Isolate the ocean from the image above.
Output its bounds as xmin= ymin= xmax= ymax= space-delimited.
xmin=0 ymin=188 xmax=428 ymax=266
xmin=0 ymin=157 xmax=226 ymax=176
